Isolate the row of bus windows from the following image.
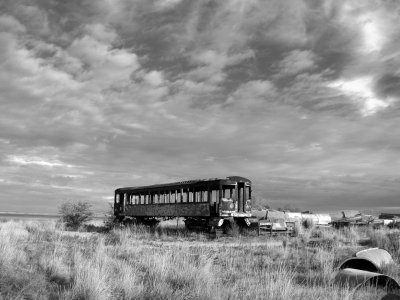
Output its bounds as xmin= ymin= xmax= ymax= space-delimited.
xmin=115 ymin=186 xmax=241 ymax=205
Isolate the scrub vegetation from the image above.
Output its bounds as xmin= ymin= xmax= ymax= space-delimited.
xmin=0 ymin=219 xmax=399 ymax=300
xmin=58 ymin=200 xmax=94 ymax=230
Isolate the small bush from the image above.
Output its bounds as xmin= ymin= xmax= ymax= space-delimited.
xmin=302 ymin=218 xmax=315 ymax=229
xmin=59 ymin=201 xmax=93 ymax=230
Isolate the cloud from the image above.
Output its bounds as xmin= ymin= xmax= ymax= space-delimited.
xmin=275 ymin=50 xmax=317 ymax=77
xmin=6 ymin=155 xmax=74 ymax=168
xmin=143 ymin=70 xmax=165 ymax=86
xmin=327 ymin=76 xmax=390 ymax=116
xmin=67 ymin=34 xmax=140 ymax=83
xmin=1 ymin=0 xmax=400 ymax=212
xmin=375 ymin=74 xmax=400 ymax=100
xmin=226 ymin=80 xmax=276 ymax=111
xmin=0 ymin=14 xmax=26 ymax=33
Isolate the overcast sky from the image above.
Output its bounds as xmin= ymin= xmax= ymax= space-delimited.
xmin=1 ymin=0 xmax=400 ymax=213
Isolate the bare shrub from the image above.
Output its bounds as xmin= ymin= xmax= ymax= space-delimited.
xmin=302 ymin=218 xmax=315 ymax=230
xmin=59 ymin=201 xmax=93 ymax=230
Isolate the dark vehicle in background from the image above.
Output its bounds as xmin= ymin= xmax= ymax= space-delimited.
xmin=114 ymin=176 xmax=258 ymax=232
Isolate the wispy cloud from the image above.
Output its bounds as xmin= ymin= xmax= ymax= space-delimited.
xmin=6 ymin=155 xmax=74 ymax=168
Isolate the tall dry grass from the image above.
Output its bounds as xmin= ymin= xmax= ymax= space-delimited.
xmin=0 ymin=220 xmax=399 ymax=299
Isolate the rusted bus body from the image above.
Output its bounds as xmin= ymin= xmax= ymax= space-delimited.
xmin=114 ymin=176 xmax=254 ymax=229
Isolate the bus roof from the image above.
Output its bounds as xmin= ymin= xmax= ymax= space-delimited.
xmin=115 ymin=176 xmax=251 ymax=193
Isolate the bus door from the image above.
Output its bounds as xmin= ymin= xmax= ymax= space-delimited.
xmin=220 ymin=184 xmax=236 ymax=215
xmin=114 ymin=193 xmax=125 ymax=215
xmin=237 ymin=182 xmax=245 ymax=213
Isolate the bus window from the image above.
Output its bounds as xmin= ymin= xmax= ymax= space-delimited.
xmin=157 ymin=191 xmax=161 ymax=204
xmin=160 ymin=191 xmax=165 ymax=203
xmin=223 ymin=185 xmax=235 ymax=199
xmin=170 ymin=191 xmax=176 ymax=203
xmin=203 ymin=189 xmax=208 ymax=202
xmin=176 ymin=190 xmax=182 ymax=203
xmin=192 ymin=188 xmax=197 ymax=202
xmin=115 ymin=194 xmax=120 ymax=204
xmin=176 ymin=190 xmax=180 ymax=203
xmin=197 ymin=189 xmax=206 ymax=202
xmin=166 ymin=191 xmax=171 ymax=203
xmin=188 ymin=188 xmax=193 ymax=203
xmin=149 ymin=192 xmax=153 ymax=204
xmin=196 ymin=190 xmax=202 ymax=202
xmin=154 ymin=192 xmax=157 ymax=204
xmin=155 ymin=192 xmax=159 ymax=204
xmin=181 ymin=189 xmax=187 ymax=203
xmin=153 ymin=192 xmax=158 ymax=204
xmin=211 ymin=190 xmax=218 ymax=204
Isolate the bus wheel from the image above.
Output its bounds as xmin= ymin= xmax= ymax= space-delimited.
xmin=222 ymin=221 xmax=232 ymax=235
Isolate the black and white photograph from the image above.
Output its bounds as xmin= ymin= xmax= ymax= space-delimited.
xmin=1 ymin=0 xmax=400 ymax=299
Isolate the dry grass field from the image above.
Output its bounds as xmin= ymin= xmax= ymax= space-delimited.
xmin=1 ymin=219 xmax=400 ymax=300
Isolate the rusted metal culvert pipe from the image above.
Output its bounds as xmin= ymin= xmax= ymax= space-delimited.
xmin=338 ymin=248 xmax=394 ymax=273
xmin=333 ymin=248 xmax=400 ymax=296
xmin=333 ymin=268 xmax=400 ymax=292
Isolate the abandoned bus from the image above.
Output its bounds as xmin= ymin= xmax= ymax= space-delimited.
xmin=114 ymin=176 xmax=257 ymax=232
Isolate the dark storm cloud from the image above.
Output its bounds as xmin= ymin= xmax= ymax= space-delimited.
xmin=1 ymin=0 xmax=400 ymax=212
xmin=375 ymin=74 xmax=400 ymax=99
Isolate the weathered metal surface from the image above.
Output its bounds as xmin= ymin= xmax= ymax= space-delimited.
xmin=116 ymin=176 xmax=251 ymax=194
xmin=115 ymin=176 xmax=252 ymax=220
xmin=380 ymin=213 xmax=400 ymax=219
xmin=124 ymin=203 xmax=210 ymax=217
xmin=315 ymin=214 xmax=332 ymax=225
xmin=356 ymin=248 xmax=393 ymax=270
xmin=331 ymin=211 xmax=377 ymax=228
xmin=286 ymin=212 xmax=302 ymax=222
xmin=338 ymin=248 xmax=394 ymax=273
xmin=251 ymin=209 xmax=267 ymax=220
xmin=333 ymin=268 xmax=400 ymax=292
xmin=265 ymin=210 xmax=287 ymax=231
xmin=381 ymin=293 xmax=400 ymax=300
xmin=266 ymin=210 xmax=286 ymax=221
xmin=339 ymin=257 xmax=382 ymax=273
xmin=383 ymin=219 xmax=394 ymax=226
xmin=301 ymin=213 xmax=332 ymax=226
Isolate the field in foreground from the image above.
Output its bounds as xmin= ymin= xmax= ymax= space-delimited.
xmin=1 ymin=220 xmax=400 ymax=300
